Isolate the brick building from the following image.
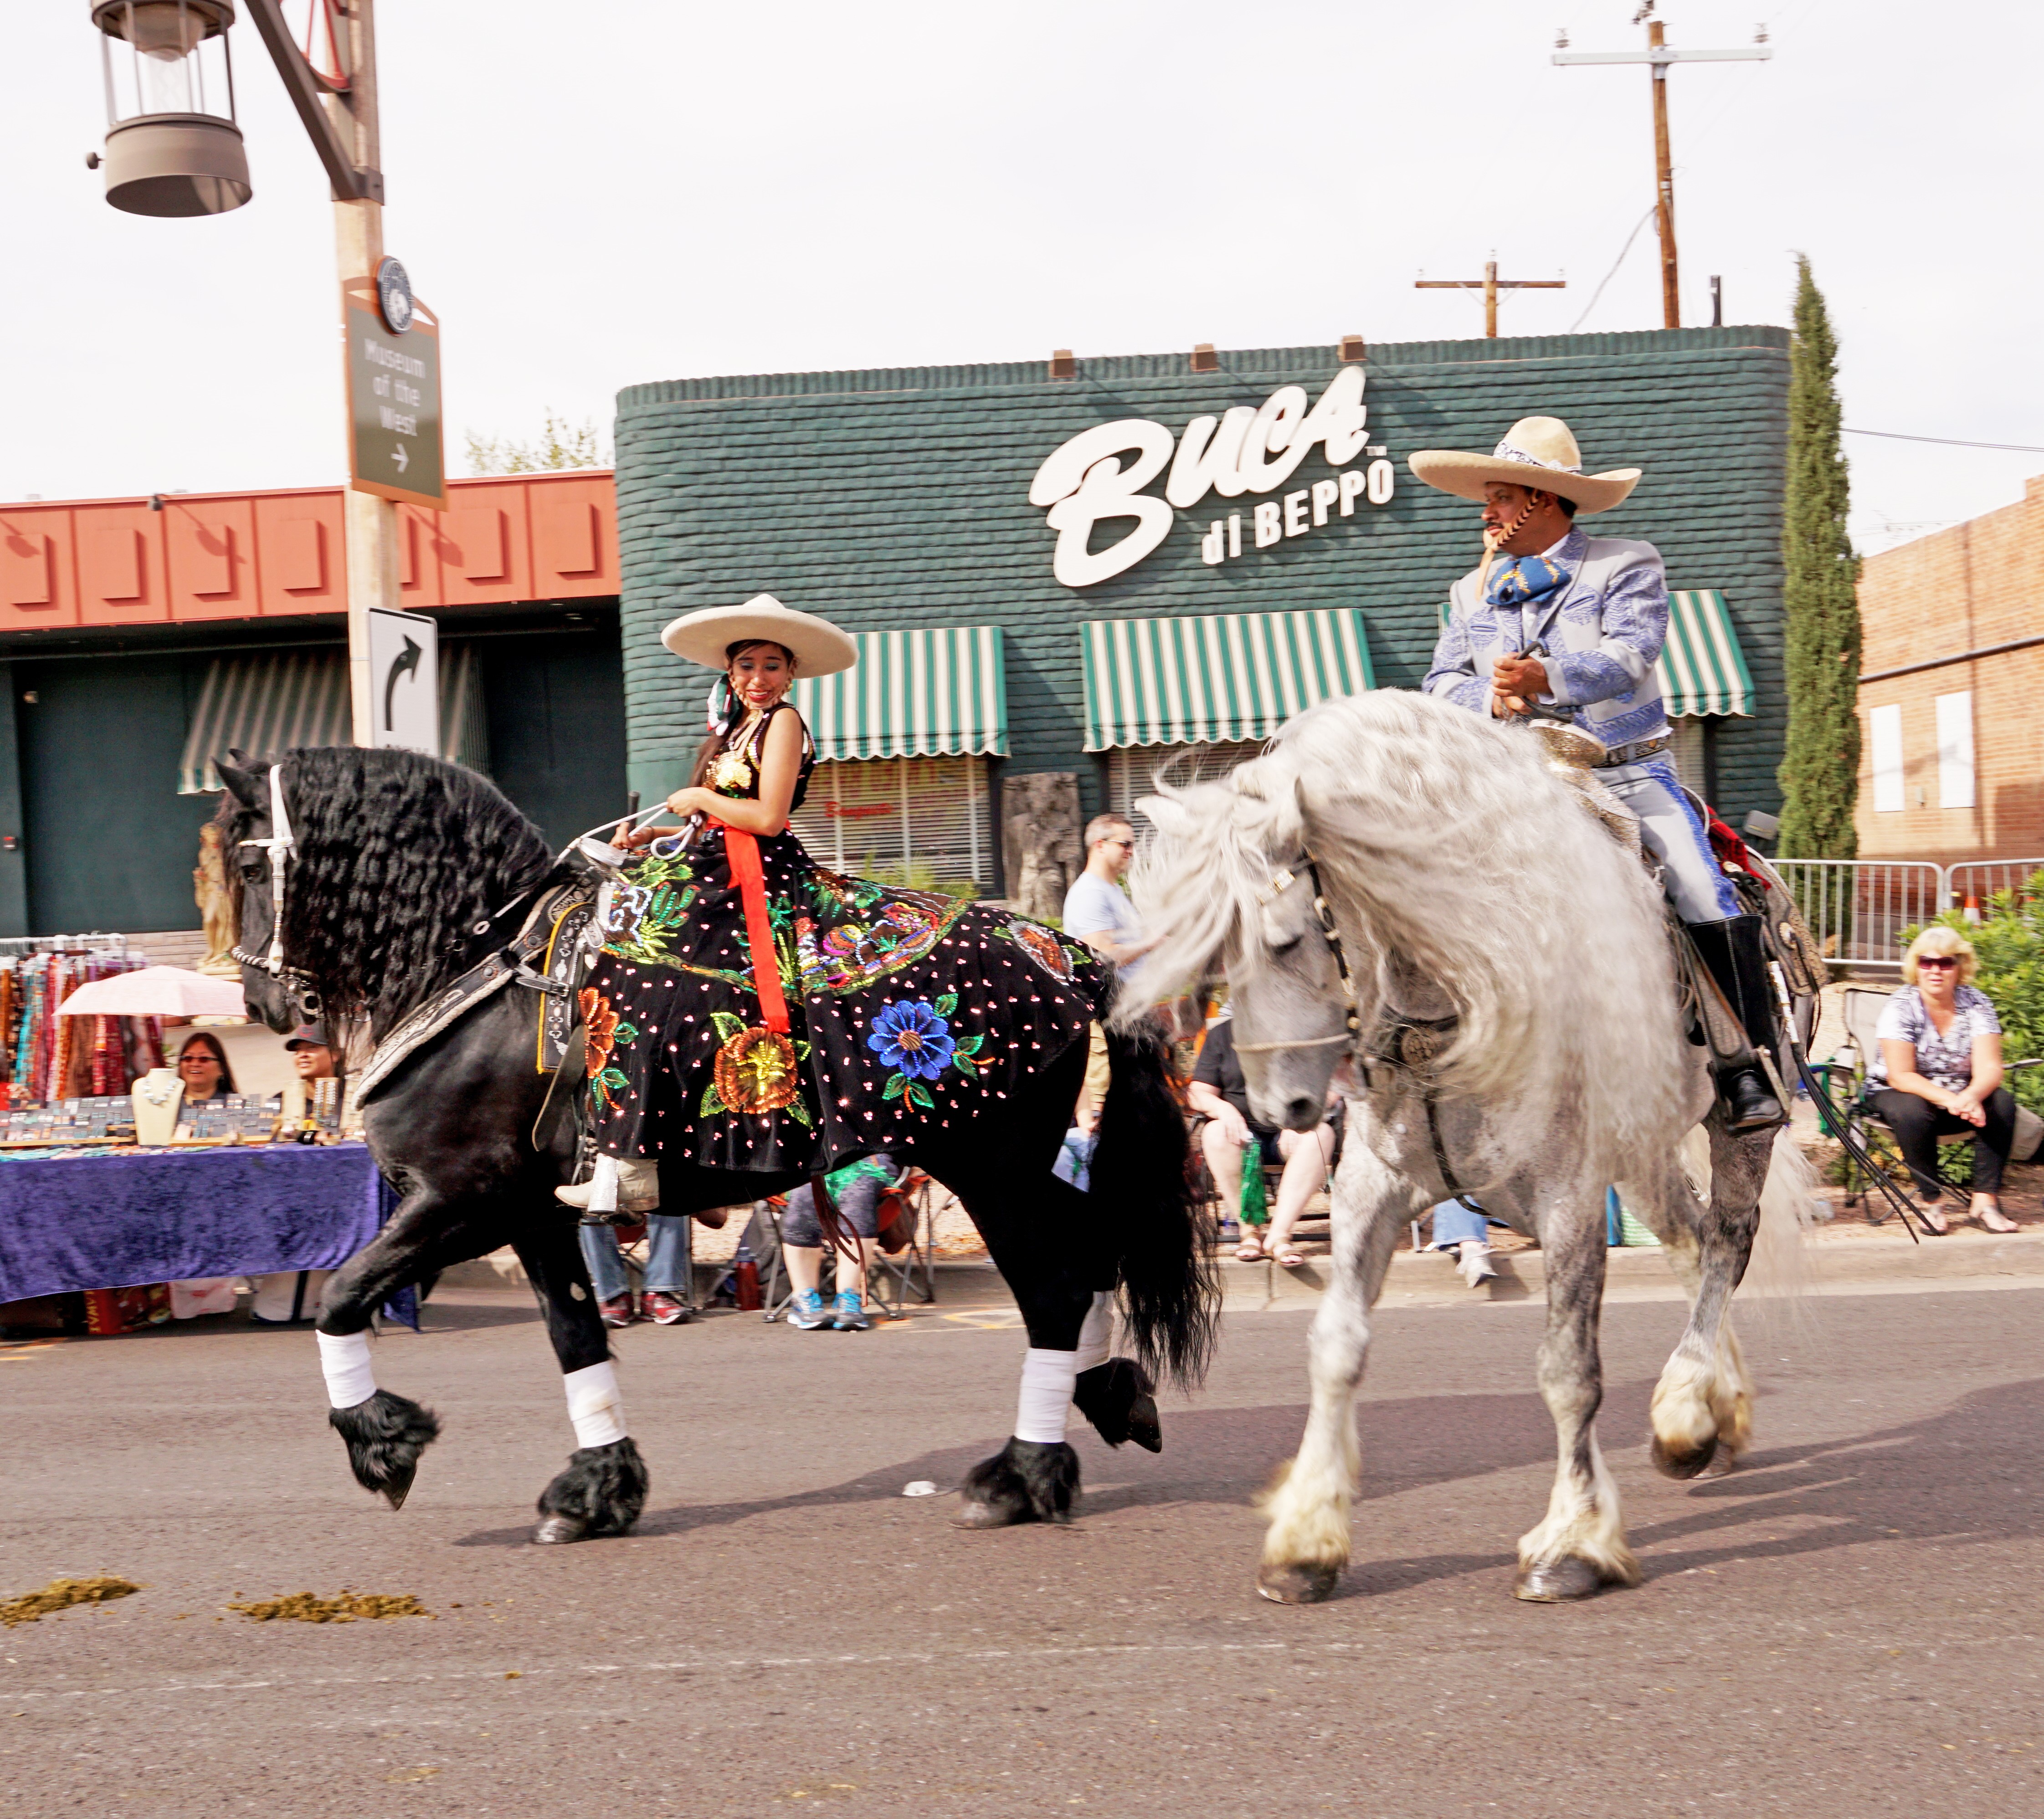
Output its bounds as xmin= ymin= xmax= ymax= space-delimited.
xmin=1854 ymin=475 xmax=2044 ymax=873
xmin=616 ymin=325 xmax=1792 ymax=893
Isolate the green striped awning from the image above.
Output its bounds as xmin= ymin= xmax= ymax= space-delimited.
xmin=1082 ymin=610 xmax=1376 ymax=752
xmin=178 ymin=645 xmax=488 ymax=794
xmin=1661 ymin=589 xmax=1755 ymax=717
xmin=1433 ymin=587 xmax=1755 ymax=717
xmin=792 ymin=626 xmax=1007 ymax=762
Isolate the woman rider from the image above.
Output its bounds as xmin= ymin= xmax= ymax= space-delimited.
xmin=559 ymin=595 xmax=1114 ymax=1322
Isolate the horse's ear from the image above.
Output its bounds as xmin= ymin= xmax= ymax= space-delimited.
xmin=215 ymin=752 xmax=265 ymax=810
xmin=1133 ymin=793 xmax=1191 ymax=837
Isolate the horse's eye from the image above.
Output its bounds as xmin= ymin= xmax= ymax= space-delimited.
xmin=1269 ymin=931 xmax=1304 ymax=958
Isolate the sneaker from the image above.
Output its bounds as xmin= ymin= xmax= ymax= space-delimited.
xmin=832 ymin=1290 xmax=872 ymax=1332
xmin=598 ymin=1293 xmax=636 ymax=1328
xmin=641 ymin=1290 xmax=690 ymax=1326
xmin=785 ymin=1288 xmax=832 ymax=1330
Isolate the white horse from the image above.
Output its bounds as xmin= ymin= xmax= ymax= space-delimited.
xmin=1129 ymin=688 xmax=1812 ymax=1604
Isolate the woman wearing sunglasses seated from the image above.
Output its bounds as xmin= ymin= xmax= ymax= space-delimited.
xmin=1868 ymin=925 xmax=2019 ymax=1233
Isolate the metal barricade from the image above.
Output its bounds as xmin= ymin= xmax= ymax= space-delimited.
xmin=1945 ymin=859 xmax=2044 ymax=917
xmin=1772 ymin=859 xmax=1944 ymax=973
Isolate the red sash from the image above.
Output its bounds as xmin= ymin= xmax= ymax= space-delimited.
xmin=712 ymin=819 xmax=791 ymax=1033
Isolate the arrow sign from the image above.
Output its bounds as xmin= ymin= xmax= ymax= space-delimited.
xmin=392 ymin=443 xmax=409 ymax=473
xmin=383 ymin=634 xmax=422 ymax=732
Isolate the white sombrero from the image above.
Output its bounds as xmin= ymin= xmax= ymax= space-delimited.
xmin=659 ymin=593 xmax=858 ymax=676
xmin=1407 ymin=416 xmax=1640 ymax=514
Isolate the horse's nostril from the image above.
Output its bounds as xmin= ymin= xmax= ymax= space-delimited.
xmin=1285 ymin=1097 xmax=1320 ymax=1130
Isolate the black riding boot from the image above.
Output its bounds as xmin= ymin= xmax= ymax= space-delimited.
xmin=1688 ymin=914 xmax=1786 ymax=1131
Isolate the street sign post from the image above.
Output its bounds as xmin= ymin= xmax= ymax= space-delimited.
xmin=366 ymin=605 xmax=440 ymax=755
xmin=343 ymin=275 xmax=446 ymax=511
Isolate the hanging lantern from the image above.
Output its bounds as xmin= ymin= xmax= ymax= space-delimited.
xmin=89 ymin=1 xmax=251 ymax=217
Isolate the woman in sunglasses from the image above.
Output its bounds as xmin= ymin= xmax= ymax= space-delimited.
xmin=1868 ymin=925 xmax=2019 ymax=1232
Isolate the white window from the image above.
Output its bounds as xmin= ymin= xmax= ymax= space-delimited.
xmin=1869 ymin=703 xmax=1905 ymax=813
xmin=1668 ymin=717 xmax=1708 ymax=798
xmin=788 ymin=755 xmax=992 ymax=893
xmin=1935 ymin=691 xmax=1975 ymax=810
xmin=1109 ymin=740 xmax=1265 ymax=846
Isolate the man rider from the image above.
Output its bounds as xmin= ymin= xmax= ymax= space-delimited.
xmin=1411 ymin=416 xmax=1783 ymax=1131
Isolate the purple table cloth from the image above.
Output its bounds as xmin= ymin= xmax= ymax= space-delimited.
xmin=0 ymin=1142 xmax=386 ymax=1304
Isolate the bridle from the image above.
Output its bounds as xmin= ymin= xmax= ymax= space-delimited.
xmin=229 ymin=762 xmax=320 ymax=1005
xmin=1229 ymin=858 xmax=1361 ymax=1055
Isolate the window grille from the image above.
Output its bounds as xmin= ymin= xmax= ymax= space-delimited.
xmin=1107 ymin=741 xmax=1265 ymax=849
xmin=789 ymin=755 xmax=992 ymax=894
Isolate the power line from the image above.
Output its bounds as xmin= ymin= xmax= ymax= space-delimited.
xmin=1567 ymin=209 xmax=1656 ymax=332
xmin=1844 ymin=428 xmax=2044 ymax=455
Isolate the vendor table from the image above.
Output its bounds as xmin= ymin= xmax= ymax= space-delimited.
xmin=0 ymin=1141 xmax=387 ymax=1306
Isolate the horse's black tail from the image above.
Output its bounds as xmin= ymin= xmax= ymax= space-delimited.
xmin=1090 ymin=1020 xmax=1219 ymax=1394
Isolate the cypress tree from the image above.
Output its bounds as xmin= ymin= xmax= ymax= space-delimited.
xmin=1776 ymin=256 xmax=1862 ymax=858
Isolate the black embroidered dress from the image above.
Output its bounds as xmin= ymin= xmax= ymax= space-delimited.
xmin=584 ymin=703 xmax=1111 ymax=1173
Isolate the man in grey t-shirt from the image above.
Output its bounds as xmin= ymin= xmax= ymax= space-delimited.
xmin=1061 ymin=813 xmax=1159 ymax=1117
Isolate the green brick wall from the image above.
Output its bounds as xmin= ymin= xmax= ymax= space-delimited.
xmin=615 ymin=324 xmax=1788 ymax=825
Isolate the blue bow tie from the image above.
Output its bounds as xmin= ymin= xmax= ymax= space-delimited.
xmin=1485 ymin=553 xmax=1571 ymax=610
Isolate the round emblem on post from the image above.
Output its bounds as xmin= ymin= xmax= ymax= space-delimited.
xmin=375 ymin=256 xmax=414 ymax=334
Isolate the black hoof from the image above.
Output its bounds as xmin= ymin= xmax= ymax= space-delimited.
xmin=1649 ymin=1432 xmax=1719 ymax=1481
xmin=1256 ymin=1562 xmax=1339 ymax=1604
xmin=536 ymin=1437 xmax=649 ymax=1539
xmin=329 ymin=1389 xmax=441 ymax=1508
xmin=1073 ymin=1358 xmax=1162 ymax=1453
xmin=953 ymin=1438 xmax=1079 ymax=1528
xmin=1515 ymin=1557 xmax=1605 ymax=1603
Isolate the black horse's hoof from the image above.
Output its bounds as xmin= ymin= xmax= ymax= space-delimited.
xmin=1515 ymin=1557 xmax=1605 ymax=1603
xmin=1073 ymin=1358 xmax=1162 ymax=1453
xmin=1256 ymin=1562 xmax=1339 ymax=1604
xmin=953 ymin=1438 xmax=1078 ymax=1528
xmin=1649 ymin=1432 xmax=1719 ymax=1481
xmin=536 ymin=1437 xmax=649 ymax=1540
xmin=329 ymin=1389 xmax=441 ymax=1507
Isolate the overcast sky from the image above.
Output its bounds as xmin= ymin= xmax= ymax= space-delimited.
xmin=5 ymin=0 xmax=2035 ymax=554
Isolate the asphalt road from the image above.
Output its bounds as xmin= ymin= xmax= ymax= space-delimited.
xmin=2 ymin=1279 xmax=2039 ymax=1817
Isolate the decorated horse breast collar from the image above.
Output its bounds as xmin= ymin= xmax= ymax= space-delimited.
xmin=354 ymin=864 xmax=602 ymax=1103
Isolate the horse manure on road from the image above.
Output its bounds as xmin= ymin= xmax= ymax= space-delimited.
xmin=0 ymin=1577 xmax=141 ymax=1626
xmin=226 ymin=1591 xmax=431 ymax=1624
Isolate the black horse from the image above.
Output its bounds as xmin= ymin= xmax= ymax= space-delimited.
xmin=217 ymin=747 xmax=1215 ymax=1542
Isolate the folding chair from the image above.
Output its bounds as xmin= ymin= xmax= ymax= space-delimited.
xmin=757 ymin=1167 xmax=936 ymax=1322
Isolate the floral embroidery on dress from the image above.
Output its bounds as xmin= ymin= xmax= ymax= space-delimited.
xmin=999 ymin=917 xmax=1087 ymax=984
xmin=602 ymin=848 xmax=699 ymax=967
xmin=701 ymin=1010 xmax=812 ymax=1125
xmin=795 ymin=890 xmax=967 ymax=997
xmin=867 ymin=994 xmax=986 ymax=1111
xmin=581 ymin=988 xmax=637 ymax=1112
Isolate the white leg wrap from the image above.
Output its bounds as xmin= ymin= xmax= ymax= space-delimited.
xmin=316 ymin=1330 xmax=377 ymax=1410
xmin=565 ymin=1360 xmax=628 ymax=1449
xmin=1015 ymin=1348 xmax=1079 ymax=1445
xmin=586 ymin=1154 xmax=620 ymax=1215
xmin=1073 ymin=1292 xmax=1113 ymax=1374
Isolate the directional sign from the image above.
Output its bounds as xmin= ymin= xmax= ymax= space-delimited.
xmin=343 ymin=275 xmax=446 ymax=511
xmin=367 ymin=606 xmax=440 ymax=755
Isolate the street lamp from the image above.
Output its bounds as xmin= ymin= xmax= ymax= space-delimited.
xmin=90 ymin=1 xmax=252 ymax=217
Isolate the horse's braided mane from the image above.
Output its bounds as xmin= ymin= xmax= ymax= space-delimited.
xmin=215 ymin=746 xmax=555 ymax=1033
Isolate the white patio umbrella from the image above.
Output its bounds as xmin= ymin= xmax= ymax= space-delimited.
xmin=56 ymin=965 xmax=246 ymax=1020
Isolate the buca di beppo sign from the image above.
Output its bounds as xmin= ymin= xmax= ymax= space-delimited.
xmin=1027 ymin=367 xmax=1394 ymax=588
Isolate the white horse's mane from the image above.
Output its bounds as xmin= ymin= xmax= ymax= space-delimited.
xmin=1125 ymin=688 xmax=1689 ymax=1173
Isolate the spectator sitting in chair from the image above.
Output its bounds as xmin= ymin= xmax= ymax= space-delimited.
xmin=1869 ymin=925 xmax=2019 ymax=1235
xmin=781 ymin=1152 xmax=897 ymax=1332
xmin=1189 ymin=1010 xmax=1336 ymax=1269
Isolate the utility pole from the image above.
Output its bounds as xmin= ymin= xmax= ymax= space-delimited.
xmin=1554 ymin=6 xmax=1770 ymax=329
xmin=1415 ymin=259 xmax=1565 ymax=338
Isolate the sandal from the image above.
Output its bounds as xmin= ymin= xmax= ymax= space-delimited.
xmin=1272 ymin=1245 xmax=1306 ymax=1269
xmin=1913 ymin=1198 xmax=1950 ymax=1235
xmin=1234 ymin=1239 xmax=1267 ymax=1263
xmin=1973 ymin=1199 xmax=2019 ymax=1234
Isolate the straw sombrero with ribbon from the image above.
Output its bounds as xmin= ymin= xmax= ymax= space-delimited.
xmin=1407 ymin=416 xmax=1641 ymax=514
xmin=660 ymin=593 xmax=858 ymax=676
